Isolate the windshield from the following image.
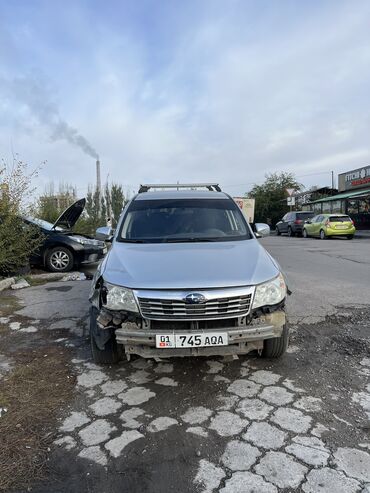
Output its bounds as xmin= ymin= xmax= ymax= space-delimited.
xmin=119 ymin=198 xmax=252 ymax=243
xmin=25 ymin=217 xmax=64 ymax=231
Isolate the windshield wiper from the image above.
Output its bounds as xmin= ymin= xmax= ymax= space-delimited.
xmin=165 ymin=237 xmax=219 ymax=243
xmin=121 ymin=239 xmax=147 ymax=243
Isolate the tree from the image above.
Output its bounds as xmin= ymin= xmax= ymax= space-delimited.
xmin=36 ymin=182 xmax=77 ymax=223
xmin=247 ymin=172 xmax=302 ymax=227
xmin=109 ymin=183 xmax=125 ymax=225
xmin=35 ymin=181 xmax=126 ymax=237
xmin=0 ymin=157 xmax=44 ymax=277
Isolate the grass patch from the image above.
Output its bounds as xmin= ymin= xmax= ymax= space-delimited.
xmin=0 ymin=346 xmax=76 ymax=492
xmin=23 ymin=275 xmax=48 ymax=287
xmin=0 ymin=295 xmax=22 ymax=317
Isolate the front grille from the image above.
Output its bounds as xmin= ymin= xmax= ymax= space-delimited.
xmin=138 ymin=294 xmax=252 ymax=320
xmin=150 ymin=318 xmax=239 ymax=330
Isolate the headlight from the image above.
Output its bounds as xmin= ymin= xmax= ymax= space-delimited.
xmin=104 ymin=283 xmax=139 ymax=312
xmin=252 ymin=273 xmax=286 ymax=309
xmin=70 ymin=236 xmax=104 ymax=247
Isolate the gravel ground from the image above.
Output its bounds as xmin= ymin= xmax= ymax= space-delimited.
xmin=0 ymin=235 xmax=369 ymax=493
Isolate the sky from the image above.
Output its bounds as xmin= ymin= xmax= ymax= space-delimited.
xmin=1 ymin=0 xmax=370 ymax=198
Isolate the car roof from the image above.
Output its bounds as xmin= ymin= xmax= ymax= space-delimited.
xmin=290 ymin=211 xmax=313 ymax=214
xmin=320 ymin=213 xmax=348 ymax=216
xmin=134 ymin=190 xmax=230 ymax=201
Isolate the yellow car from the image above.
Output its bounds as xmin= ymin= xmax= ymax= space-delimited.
xmin=303 ymin=214 xmax=356 ymax=240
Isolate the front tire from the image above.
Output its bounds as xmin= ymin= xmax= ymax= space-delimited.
xmin=276 ymin=227 xmax=281 ymax=236
xmin=91 ymin=334 xmax=121 ymax=365
xmin=261 ymin=324 xmax=289 ymax=358
xmin=90 ymin=308 xmax=121 ymax=365
xmin=303 ymin=228 xmax=308 ymax=238
xmin=45 ymin=246 xmax=74 ymax=272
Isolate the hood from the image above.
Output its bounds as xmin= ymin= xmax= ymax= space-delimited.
xmin=101 ymin=239 xmax=280 ymax=289
xmin=52 ymin=198 xmax=86 ymax=229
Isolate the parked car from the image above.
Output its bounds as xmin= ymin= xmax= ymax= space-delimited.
xmin=89 ymin=184 xmax=290 ymax=364
xmin=303 ymin=214 xmax=356 ymax=240
xmin=276 ymin=211 xmax=315 ymax=236
xmin=24 ymin=198 xmax=106 ymax=272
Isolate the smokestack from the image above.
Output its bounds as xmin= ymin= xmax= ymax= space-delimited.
xmin=96 ymin=159 xmax=101 ymax=195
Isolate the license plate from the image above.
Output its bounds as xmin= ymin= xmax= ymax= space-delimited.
xmin=336 ymin=225 xmax=347 ymax=229
xmin=156 ymin=333 xmax=228 ymax=349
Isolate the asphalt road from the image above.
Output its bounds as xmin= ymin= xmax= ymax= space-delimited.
xmin=3 ymin=235 xmax=370 ymax=493
xmin=261 ymin=235 xmax=370 ymax=324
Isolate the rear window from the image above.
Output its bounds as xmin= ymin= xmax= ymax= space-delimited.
xmin=329 ymin=216 xmax=351 ymax=222
xmin=296 ymin=212 xmax=314 ymax=220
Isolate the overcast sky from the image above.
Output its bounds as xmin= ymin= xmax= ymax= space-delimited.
xmin=1 ymin=0 xmax=370 ymax=197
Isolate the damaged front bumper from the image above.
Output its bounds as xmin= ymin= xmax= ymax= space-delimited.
xmin=93 ymin=308 xmax=286 ymax=358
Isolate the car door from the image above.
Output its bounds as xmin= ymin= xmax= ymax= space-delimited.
xmin=304 ymin=215 xmax=315 ymax=235
xmin=280 ymin=213 xmax=290 ymax=233
xmin=312 ymin=215 xmax=323 ymax=236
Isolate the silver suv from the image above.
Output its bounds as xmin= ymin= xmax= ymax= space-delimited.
xmin=90 ymin=184 xmax=289 ymax=363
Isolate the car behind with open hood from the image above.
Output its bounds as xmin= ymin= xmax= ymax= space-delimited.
xmin=89 ymin=184 xmax=290 ymax=363
xmin=24 ymin=198 xmax=106 ymax=272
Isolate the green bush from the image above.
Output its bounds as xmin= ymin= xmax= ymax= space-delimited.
xmin=0 ymin=158 xmax=44 ymax=277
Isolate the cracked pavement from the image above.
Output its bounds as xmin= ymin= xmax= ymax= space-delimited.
xmin=1 ymin=235 xmax=370 ymax=493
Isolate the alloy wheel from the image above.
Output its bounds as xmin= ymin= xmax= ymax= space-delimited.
xmin=50 ymin=250 xmax=70 ymax=270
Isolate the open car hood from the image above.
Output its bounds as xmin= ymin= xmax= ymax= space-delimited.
xmin=52 ymin=198 xmax=86 ymax=230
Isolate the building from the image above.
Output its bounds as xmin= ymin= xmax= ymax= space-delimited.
xmin=295 ymin=186 xmax=338 ymax=210
xmin=309 ymin=165 xmax=370 ymax=229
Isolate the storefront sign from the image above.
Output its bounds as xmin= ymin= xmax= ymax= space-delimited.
xmin=339 ymin=165 xmax=370 ymax=191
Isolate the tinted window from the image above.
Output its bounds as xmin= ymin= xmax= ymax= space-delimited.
xmin=329 ymin=216 xmax=351 ymax=222
xmin=296 ymin=212 xmax=314 ymax=220
xmin=119 ymin=198 xmax=251 ymax=243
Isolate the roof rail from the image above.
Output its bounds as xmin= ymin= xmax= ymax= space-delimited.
xmin=138 ymin=183 xmax=222 ymax=193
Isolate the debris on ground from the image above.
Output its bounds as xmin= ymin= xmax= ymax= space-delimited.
xmin=11 ymin=279 xmax=30 ymax=290
xmin=0 ymin=277 xmax=16 ymax=292
xmin=0 ymin=407 xmax=8 ymax=418
xmin=61 ymin=273 xmax=87 ymax=282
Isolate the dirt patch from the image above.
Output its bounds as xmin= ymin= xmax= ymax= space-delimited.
xmin=0 ymin=346 xmax=76 ymax=492
xmin=0 ymin=294 xmax=22 ymax=318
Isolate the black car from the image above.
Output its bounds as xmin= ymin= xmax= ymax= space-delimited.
xmin=24 ymin=198 xmax=106 ymax=272
xmin=276 ymin=211 xmax=315 ymax=237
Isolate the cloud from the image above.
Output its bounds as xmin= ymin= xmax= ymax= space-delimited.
xmin=0 ymin=76 xmax=98 ymax=159
xmin=1 ymin=0 xmax=370 ymax=195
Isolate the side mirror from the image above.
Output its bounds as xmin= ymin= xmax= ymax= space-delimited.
xmin=255 ymin=223 xmax=270 ymax=238
xmin=305 ymin=220 xmax=311 ymax=224
xmin=96 ymin=226 xmax=114 ymax=242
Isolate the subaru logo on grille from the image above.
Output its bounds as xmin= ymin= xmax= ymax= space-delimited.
xmin=184 ymin=293 xmax=206 ymax=304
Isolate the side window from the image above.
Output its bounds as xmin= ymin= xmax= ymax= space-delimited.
xmin=285 ymin=213 xmax=292 ymax=222
xmin=282 ymin=214 xmax=288 ymax=221
xmin=316 ymin=215 xmax=323 ymax=223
